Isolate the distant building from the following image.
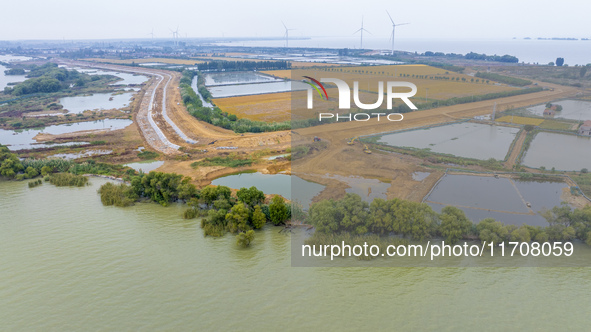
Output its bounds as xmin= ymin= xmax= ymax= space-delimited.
xmin=579 ymin=121 xmax=591 ymax=136
xmin=543 ymin=106 xmax=556 ymax=117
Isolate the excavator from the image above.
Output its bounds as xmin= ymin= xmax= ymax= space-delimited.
xmin=348 ymin=137 xmax=372 ymax=153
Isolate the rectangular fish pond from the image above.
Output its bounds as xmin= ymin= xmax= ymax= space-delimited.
xmin=375 ymin=122 xmax=520 ymax=160
xmin=521 ymin=131 xmax=591 ymax=171
xmin=525 ymin=99 xmax=591 ymax=121
xmin=424 ymin=174 xmax=569 ymax=226
xmin=204 ymin=72 xmax=282 ymax=86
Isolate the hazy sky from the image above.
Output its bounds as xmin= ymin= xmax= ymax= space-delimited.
xmin=1 ymin=0 xmax=589 ymax=40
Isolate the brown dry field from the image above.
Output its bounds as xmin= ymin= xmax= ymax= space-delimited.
xmin=264 ymin=64 xmax=519 ymax=100
xmin=213 ymin=88 xmax=399 ymax=123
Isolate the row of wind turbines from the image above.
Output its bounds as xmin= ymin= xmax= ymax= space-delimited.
xmin=282 ymin=10 xmax=409 ymax=54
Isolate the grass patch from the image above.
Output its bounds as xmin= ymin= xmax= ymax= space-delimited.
xmin=191 ymin=157 xmax=252 ymax=168
xmin=539 ymin=120 xmax=575 ymax=131
xmin=495 ymin=116 xmax=544 ymax=126
xmin=137 ymin=150 xmax=159 ymax=160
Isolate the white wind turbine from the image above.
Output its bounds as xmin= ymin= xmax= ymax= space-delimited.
xmin=386 ymin=10 xmax=409 ymax=55
xmin=353 ymin=16 xmax=371 ymax=49
xmin=282 ymin=21 xmax=295 ymax=48
xmin=170 ymin=26 xmax=180 ymax=46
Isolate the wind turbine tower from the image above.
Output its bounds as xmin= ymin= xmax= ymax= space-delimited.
xmin=282 ymin=21 xmax=295 ymax=48
xmin=386 ymin=10 xmax=409 ymax=55
xmin=354 ymin=16 xmax=371 ymax=49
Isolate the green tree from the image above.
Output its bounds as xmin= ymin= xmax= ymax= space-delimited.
xmin=40 ymin=165 xmax=54 ymax=176
xmin=269 ymin=195 xmax=289 ymax=225
xmin=225 ymin=202 xmax=251 ymax=233
xmin=556 ymin=57 xmax=564 ymax=66
xmin=0 ymin=145 xmax=24 ymax=179
xmin=237 ymin=186 xmax=265 ymax=207
xmin=236 ymin=230 xmax=255 ymax=247
xmin=251 ymin=205 xmax=266 ymax=229
xmin=439 ymin=206 xmax=472 ymax=244
xmin=477 ymin=218 xmax=509 ymax=245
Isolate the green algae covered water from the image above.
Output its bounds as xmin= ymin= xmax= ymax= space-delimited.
xmin=1 ymin=179 xmax=590 ymax=330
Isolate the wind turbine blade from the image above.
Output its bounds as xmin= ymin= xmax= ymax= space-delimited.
xmin=396 ymin=23 xmax=410 ymax=26
xmin=386 ymin=10 xmax=394 ymax=24
xmin=281 ymin=21 xmax=287 ymax=30
xmin=353 ymin=28 xmax=362 ymax=34
xmin=363 ymin=29 xmax=372 ymax=35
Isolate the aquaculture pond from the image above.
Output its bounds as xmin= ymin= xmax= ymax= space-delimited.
xmin=0 ymin=119 xmax=132 ymax=150
xmin=124 ymin=160 xmax=165 ymax=173
xmin=208 ymin=81 xmax=308 ymax=98
xmin=376 ymin=122 xmax=520 ymax=160
xmin=424 ymin=174 xmax=568 ymax=226
xmin=204 ymin=72 xmax=282 ymax=86
xmin=521 ymin=132 xmax=591 ymax=171
xmin=211 ymin=172 xmax=325 ymax=208
xmin=526 ymin=99 xmax=591 ymax=121
xmin=59 ymin=92 xmax=135 ymax=114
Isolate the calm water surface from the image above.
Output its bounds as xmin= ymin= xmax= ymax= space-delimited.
xmin=1 ymin=179 xmax=591 ymax=330
xmin=378 ymin=123 xmax=520 ymax=160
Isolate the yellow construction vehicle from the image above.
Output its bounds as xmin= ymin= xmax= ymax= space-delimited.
xmin=363 ymin=144 xmax=372 ymax=154
xmin=347 ymin=136 xmax=358 ymax=145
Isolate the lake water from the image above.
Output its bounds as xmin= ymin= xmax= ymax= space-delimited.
xmin=2 ymin=178 xmax=591 ymax=329
xmin=0 ymin=119 xmax=132 ymax=150
xmin=522 ymin=132 xmax=591 ymax=171
xmin=0 ymin=64 xmax=26 ymax=90
xmin=425 ymin=174 xmax=568 ymax=226
xmin=211 ymin=172 xmax=325 ymax=207
xmin=209 ymin=81 xmax=308 ymax=98
xmin=377 ymin=122 xmax=520 ymax=160
xmin=124 ymin=160 xmax=164 ymax=173
xmin=59 ymin=92 xmax=135 ymax=114
xmin=204 ymin=72 xmax=282 ymax=86
xmin=216 ymin=37 xmax=591 ymax=65
xmin=525 ymin=100 xmax=591 ymax=121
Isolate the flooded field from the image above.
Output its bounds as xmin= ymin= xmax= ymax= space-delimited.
xmin=211 ymin=172 xmax=325 ymax=207
xmin=49 ymin=149 xmax=113 ymax=160
xmin=377 ymin=122 xmax=520 ymax=160
xmin=124 ymin=160 xmax=164 ymax=173
xmin=209 ymin=81 xmax=308 ymax=98
xmin=204 ymin=72 xmax=282 ymax=86
xmin=0 ymin=119 xmax=132 ymax=150
xmin=526 ymin=99 xmax=591 ymax=120
xmin=323 ymin=174 xmax=390 ymax=203
xmin=522 ymin=131 xmax=591 ymax=171
xmin=59 ymin=92 xmax=135 ymax=114
xmin=424 ymin=174 xmax=568 ymax=226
